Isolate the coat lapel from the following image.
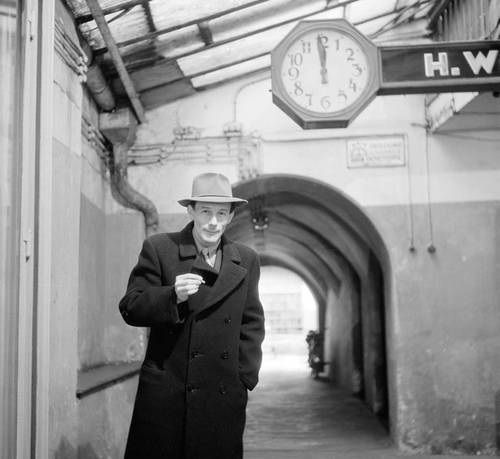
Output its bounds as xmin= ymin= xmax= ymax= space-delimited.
xmin=178 ymin=223 xmax=248 ymax=314
xmin=178 ymin=222 xmax=197 ymax=260
xmin=199 ymin=236 xmax=247 ymax=312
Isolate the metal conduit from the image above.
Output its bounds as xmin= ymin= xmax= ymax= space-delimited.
xmin=110 ymin=142 xmax=159 ymax=236
xmin=86 ymin=63 xmax=116 ymax=111
xmin=100 ymin=109 xmax=159 ymax=237
xmin=80 ymin=38 xmax=157 ymax=235
xmin=81 ymin=38 xmax=116 ymax=111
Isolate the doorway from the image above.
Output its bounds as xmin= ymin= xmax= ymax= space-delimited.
xmin=227 ymin=174 xmax=392 ymax=437
xmin=259 ymin=265 xmax=318 ymax=372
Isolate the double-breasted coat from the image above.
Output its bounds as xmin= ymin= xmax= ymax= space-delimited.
xmin=119 ymin=222 xmax=265 ymax=459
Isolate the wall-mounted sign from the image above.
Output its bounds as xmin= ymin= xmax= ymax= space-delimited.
xmin=270 ymin=19 xmax=500 ymax=129
xmin=379 ymin=40 xmax=500 ymax=94
xmin=346 ymin=135 xmax=405 ymax=168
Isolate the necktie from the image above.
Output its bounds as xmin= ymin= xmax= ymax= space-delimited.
xmin=202 ymin=248 xmax=215 ymax=267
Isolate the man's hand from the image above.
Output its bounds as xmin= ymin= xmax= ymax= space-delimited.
xmin=175 ymin=273 xmax=205 ymax=302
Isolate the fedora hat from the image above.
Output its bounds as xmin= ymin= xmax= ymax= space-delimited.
xmin=178 ymin=173 xmax=247 ymax=208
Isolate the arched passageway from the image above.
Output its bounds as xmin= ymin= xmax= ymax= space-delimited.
xmin=257 ymin=266 xmax=318 ymax=364
xmin=227 ymin=174 xmax=392 ymax=438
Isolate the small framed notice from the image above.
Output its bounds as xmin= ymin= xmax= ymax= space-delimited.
xmin=346 ymin=135 xmax=406 ymax=168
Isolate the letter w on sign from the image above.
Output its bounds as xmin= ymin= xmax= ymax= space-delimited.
xmin=463 ymin=50 xmax=499 ymax=75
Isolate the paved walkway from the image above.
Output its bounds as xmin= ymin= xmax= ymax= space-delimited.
xmin=243 ymin=355 xmax=484 ymax=459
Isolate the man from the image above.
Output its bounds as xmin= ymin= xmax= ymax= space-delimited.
xmin=119 ymin=172 xmax=265 ymax=459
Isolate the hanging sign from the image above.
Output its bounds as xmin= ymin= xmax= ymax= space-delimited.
xmin=379 ymin=40 xmax=500 ymax=94
xmin=271 ymin=19 xmax=500 ymax=129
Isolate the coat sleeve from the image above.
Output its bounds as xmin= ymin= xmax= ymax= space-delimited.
xmin=119 ymin=238 xmax=186 ymax=327
xmin=239 ymin=253 xmax=265 ymax=391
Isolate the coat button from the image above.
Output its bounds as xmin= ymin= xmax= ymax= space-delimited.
xmin=219 ymin=384 xmax=227 ymax=395
xmin=224 ymin=316 xmax=231 ymax=324
xmin=220 ymin=351 xmax=229 ymax=360
xmin=187 ymin=384 xmax=197 ymax=393
xmin=190 ymin=351 xmax=200 ymax=359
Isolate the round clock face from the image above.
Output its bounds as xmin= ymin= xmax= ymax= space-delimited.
xmin=279 ymin=28 xmax=371 ymax=115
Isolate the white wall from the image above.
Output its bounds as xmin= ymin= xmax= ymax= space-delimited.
xmin=131 ymin=74 xmax=500 ymax=220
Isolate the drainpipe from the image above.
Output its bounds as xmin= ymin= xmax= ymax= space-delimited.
xmin=80 ymin=39 xmax=116 ymax=111
xmin=100 ymin=108 xmax=159 ymax=236
xmin=86 ymin=63 xmax=116 ymax=111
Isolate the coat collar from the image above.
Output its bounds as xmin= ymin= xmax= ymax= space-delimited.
xmin=179 ymin=221 xmax=241 ymax=264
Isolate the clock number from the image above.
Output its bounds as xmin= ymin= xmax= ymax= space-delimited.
xmin=287 ymin=67 xmax=300 ymax=80
xmin=320 ymin=96 xmax=331 ymax=110
xmin=352 ymin=63 xmax=363 ymax=76
xmin=305 ymin=93 xmax=313 ymax=106
xmin=349 ymin=78 xmax=357 ymax=92
xmin=335 ymin=38 xmax=340 ymax=51
xmin=301 ymin=40 xmax=311 ymax=54
xmin=294 ymin=81 xmax=303 ymax=96
xmin=318 ymin=34 xmax=329 ymax=48
xmin=288 ymin=53 xmax=303 ymax=67
xmin=345 ymin=48 xmax=355 ymax=61
xmin=338 ymin=90 xmax=348 ymax=103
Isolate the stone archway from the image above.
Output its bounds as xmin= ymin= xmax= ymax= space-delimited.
xmin=227 ymin=174 xmax=392 ymax=429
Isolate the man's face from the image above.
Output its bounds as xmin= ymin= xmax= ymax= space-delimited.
xmin=188 ymin=202 xmax=233 ymax=247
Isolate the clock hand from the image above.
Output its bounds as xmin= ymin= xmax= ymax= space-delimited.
xmin=316 ymin=34 xmax=328 ymax=85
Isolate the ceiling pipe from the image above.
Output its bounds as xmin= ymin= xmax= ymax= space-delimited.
xmin=85 ymin=0 xmax=146 ymax=123
xmin=80 ymin=39 xmax=116 ymax=111
xmin=86 ymin=63 xmax=116 ymax=111
xmin=100 ymin=108 xmax=159 ymax=236
xmin=77 ymin=15 xmax=154 ymax=233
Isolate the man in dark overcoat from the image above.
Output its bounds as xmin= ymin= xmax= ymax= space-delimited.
xmin=119 ymin=172 xmax=265 ymax=459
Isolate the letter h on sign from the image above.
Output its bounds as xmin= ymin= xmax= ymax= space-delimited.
xmin=424 ymin=52 xmax=449 ymax=77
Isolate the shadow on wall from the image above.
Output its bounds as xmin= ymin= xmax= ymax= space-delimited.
xmin=77 ymin=444 xmax=101 ymax=459
xmin=54 ymin=437 xmax=78 ymax=459
xmin=496 ymin=389 xmax=500 ymax=455
xmin=55 ymin=436 xmax=119 ymax=459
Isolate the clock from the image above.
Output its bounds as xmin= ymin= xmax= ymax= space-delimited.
xmin=271 ymin=19 xmax=380 ymax=129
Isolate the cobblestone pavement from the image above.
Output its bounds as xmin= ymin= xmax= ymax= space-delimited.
xmin=243 ymin=355 xmax=484 ymax=459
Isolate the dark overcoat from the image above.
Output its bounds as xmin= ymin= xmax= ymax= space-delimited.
xmin=119 ymin=222 xmax=265 ymax=459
